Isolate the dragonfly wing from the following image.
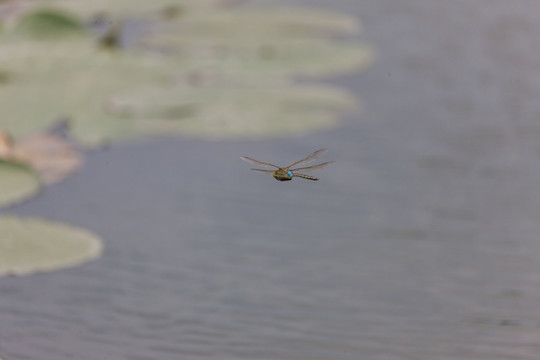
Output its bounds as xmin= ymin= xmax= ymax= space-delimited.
xmin=290 ymin=161 xmax=335 ymax=173
xmin=286 ymin=149 xmax=328 ymax=168
xmin=241 ymin=156 xmax=279 ymax=168
xmin=251 ymin=168 xmax=275 ymax=175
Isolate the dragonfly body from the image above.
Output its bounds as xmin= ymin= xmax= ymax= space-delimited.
xmin=241 ymin=149 xmax=333 ymax=182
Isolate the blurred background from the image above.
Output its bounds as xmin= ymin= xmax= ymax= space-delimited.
xmin=2 ymin=0 xmax=540 ymax=359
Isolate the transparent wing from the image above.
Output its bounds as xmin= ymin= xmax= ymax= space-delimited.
xmin=290 ymin=161 xmax=335 ymax=172
xmin=250 ymin=168 xmax=276 ymax=175
xmin=286 ymin=149 xmax=328 ymax=168
xmin=240 ymin=156 xmax=279 ymax=168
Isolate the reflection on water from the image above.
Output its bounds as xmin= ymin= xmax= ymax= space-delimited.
xmin=3 ymin=0 xmax=540 ymax=359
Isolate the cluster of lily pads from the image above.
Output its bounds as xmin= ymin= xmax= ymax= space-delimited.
xmin=0 ymin=0 xmax=373 ymax=277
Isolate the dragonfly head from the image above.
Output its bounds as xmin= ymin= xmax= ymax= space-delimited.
xmin=287 ymin=171 xmax=292 ymax=177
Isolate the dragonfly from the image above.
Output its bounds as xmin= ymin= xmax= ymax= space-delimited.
xmin=241 ymin=149 xmax=334 ymax=181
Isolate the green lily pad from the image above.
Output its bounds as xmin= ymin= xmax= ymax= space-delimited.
xmin=0 ymin=159 xmax=40 ymax=208
xmin=151 ymin=6 xmax=362 ymax=39
xmin=0 ymin=216 xmax=103 ymax=277
xmin=142 ymin=37 xmax=373 ymax=78
xmin=107 ymin=81 xmax=358 ymax=139
xmin=46 ymin=0 xmax=214 ymax=18
xmin=0 ymin=38 xmax=180 ymax=144
xmin=140 ymin=7 xmax=372 ymax=78
xmin=13 ymin=8 xmax=84 ymax=39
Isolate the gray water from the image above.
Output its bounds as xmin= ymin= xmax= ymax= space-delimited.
xmin=3 ymin=0 xmax=540 ymax=359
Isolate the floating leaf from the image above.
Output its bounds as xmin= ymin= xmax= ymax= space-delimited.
xmin=13 ymin=8 xmax=84 ymax=39
xmin=0 ymin=158 xmax=40 ymax=208
xmin=142 ymin=37 xmax=373 ymax=79
xmin=0 ymin=39 xmax=180 ymax=145
xmin=149 ymin=6 xmax=362 ymax=40
xmin=46 ymin=0 xmax=216 ymax=18
xmin=109 ymin=81 xmax=358 ymax=139
xmin=140 ymin=7 xmax=372 ymax=78
xmin=0 ymin=216 xmax=103 ymax=277
xmin=0 ymin=125 xmax=83 ymax=185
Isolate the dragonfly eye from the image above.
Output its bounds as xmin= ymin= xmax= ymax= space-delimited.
xmin=287 ymin=171 xmax=292 ymax=177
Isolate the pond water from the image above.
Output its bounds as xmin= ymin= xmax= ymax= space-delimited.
xmin=3 ymin=0 xmax=540 ymax=359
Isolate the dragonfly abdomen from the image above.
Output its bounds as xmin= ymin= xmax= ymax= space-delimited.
xmin=292 ymin=173 xmax=318 ymax=181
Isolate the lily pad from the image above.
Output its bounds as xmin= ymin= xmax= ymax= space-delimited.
xmin=140 ymin=7 xmax=372 ymax=78
xmin=149 ymin=6 xmax=362 ymax=40
xmin=13 ymin=8 xmax=84 ymax=39
xmin=0 ymin=159 xmax=40 ymax=209
xmin=0 ymin=38 xmax=180 ymax=145
xmin=108 ymin=81 xmax=358 ymax=139
xmin=46 ymin=0 xmax=217 ymax=18
xmin=0 ymin=216 xmax=103 ymax=277
xmin=142 ymin=37 xmax=373 ymax=79
xmin=0 ymin=125 xmax=83 ymax=185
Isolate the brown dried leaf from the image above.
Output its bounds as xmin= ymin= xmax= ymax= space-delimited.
xmin=0 ymin=127 xmax=83 ymax=185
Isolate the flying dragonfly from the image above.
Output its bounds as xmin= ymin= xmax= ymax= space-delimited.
xmin=241 ymin=149 xmax=334 ymax=181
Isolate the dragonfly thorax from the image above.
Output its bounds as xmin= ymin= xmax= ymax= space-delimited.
xmin=272 ymin=168 xmax=293 ymax=181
